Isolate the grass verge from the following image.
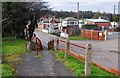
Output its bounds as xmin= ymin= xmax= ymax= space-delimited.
xmin=68 ymin=36 xmax=90 ymax=40
xmin=2 ymin=37 xmax=27 ymax=55
xmin=2 ymin=37 xmax=28 ymax=76
xmin=50 ymin=50 xmax=114 ymax=76
xmin=1 ymin=64 xmax=14 ymax=76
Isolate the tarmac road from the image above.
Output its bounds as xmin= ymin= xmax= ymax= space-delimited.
xmin=34 ymin=29 xmax=119 ymax=71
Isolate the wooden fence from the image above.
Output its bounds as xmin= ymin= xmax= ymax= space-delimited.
xmin=55 ymin=37 xmax=120 ymax=76
xmin=56 ymin=37 xmax=92 ymax=76
xmin=81 ymin=29 xmax=106 ymax=41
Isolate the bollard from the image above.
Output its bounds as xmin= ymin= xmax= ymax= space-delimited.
xmin=26 ymin=41 xmax=30 ymax=52
xmin=56 ymin=37 xmax=59 ymax=50
xmin=85 ymin=44 xmax=92 ymax=76
xmin=65 ymin=39 xmax=70 ymax=59
xmin=49 ymin=40 xmax=54 ymax=50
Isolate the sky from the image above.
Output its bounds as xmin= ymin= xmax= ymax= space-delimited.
xmin=44 ymin=0 xmax=120 ymax=14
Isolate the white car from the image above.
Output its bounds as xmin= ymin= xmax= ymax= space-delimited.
xmin=42 ymin=29 xmax=49 ymax=33
xmin=60 ymin=33 xmax=69 ymax=38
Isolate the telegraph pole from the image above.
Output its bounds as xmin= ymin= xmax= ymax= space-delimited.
xmin=77 ymin=2 xmax=79 ymax=20
xmin=113 ymin=5 xmax=116 ymax=29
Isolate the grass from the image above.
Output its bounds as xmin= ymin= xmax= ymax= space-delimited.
xmin=50 ymin=50 xmax=114 ymax=76
xmin=1 ymin=64 xmax=14 ymax=76
xmin=68 ymin=36 xmax=90 ymax=40
xmin=2 ymin=37 xmax=27 ymax=55
xmin=2 ymin=37 xmax=28 ymax=76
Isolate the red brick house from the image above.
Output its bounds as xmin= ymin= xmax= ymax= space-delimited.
xmin=38 ymin=16 xmax=60 ymax=31
xmin=84 ymin=18 xmax=111 ymax=28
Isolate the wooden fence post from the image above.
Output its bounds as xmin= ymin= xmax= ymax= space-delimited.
xmin=56 ymin=37 xmax=59 ymax=50
xmin=85 ymin=44 xmax=92 ymax=76
xmin=104 ymin=30 xmax=107 ymax=41
xmin=91 ymin=30 xmax=93 ymax=40
xmin=65 ymin=39 xmax=70 ymax=59
xmin=26 ymin=41 xmax=27 ymax=52
xmin=81 ymin=30 xmax=83 ymax=37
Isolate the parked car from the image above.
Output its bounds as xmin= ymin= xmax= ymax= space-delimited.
xmin=50 ymin=25 xmax=61 ymax=36
xmin=42 ymin=28 xmax=49 ymax=33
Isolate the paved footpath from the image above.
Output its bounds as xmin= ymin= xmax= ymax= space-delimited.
xmin=15 ymin=47 xmax=72 ymax=76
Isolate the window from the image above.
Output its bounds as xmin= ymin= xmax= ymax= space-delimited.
xmin=67 ymin=22 xmax=70 ymax=25
xmin=70 ymin=22 xmax=74 ymax=25
xmin=67 ymin=21 xmax=78 ymax=25
xmin=74 ymin=22 xmax=78 ymax=25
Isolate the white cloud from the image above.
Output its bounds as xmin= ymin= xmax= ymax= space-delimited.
xmin=44 ymin=0 xmax=119 ymax=13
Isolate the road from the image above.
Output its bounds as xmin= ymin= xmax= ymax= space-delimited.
xmin=34 ymin=29 xmax=119 ymax=71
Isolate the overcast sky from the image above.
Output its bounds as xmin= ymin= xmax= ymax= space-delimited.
xmin=44 ymin=0 xmax=120 ymax=14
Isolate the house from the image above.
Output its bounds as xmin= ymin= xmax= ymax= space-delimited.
xmin=38 ymin=16 xmax=61 ymax=33
xmin=84 ymin=18 xmax=111 ymax=29
xmin=110 ymin=22 xmax=119 ymax=28
xmin=38 ymin=17 xmax=49 ymax=31
xmin=61 ymin=17 xmax=80 ymax=37
xmin=79 ymin=20 xmax=84 ymax=28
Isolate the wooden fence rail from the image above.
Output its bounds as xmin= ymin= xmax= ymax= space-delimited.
xmin=55 ymin=37 xmax=92 ymax=76
xmin=69 ymin=42 xmax=86 ymax=49
xmin=55 ymin=37 xmax=120 ymax=76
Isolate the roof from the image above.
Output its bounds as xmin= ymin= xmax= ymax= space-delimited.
xmin=42 ymin=19 xmax=49 ymax=23
xmin=41 ymin=18 xmax=60 ymax=23
xmin=85 ymin=19 xmax=110 ymax=23
xmin=111 ymin=22 xmax=118 ymax=26
xmin=63 ymin=17 xmax=78 ymax=21
xmin=55 ymin=19 xmax=60 ymax=22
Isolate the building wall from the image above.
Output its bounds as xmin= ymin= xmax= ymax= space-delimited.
xmin=38 ymin=23 xmax=42 ymax=31
xmin=62 ymin=21 xmax=78 ymax=27
xmin=95 ymin=22 xmax=111 ymax=28
xmin=66 ymin=26 xmax=80 ymax=36
xmin=84 ymin=21 xmax=95 ymax=24
xmin=62 ymin=21 xmax=67 ymax=26
xmin=84 ymin=21 xmax=110 ymax=28
xmin=38 ymin=23 xmax=49 ymax=31
xmin=81 ymin=29 xmax=105 ymax=40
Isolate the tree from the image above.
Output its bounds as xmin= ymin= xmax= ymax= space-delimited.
xmin=2 ymin=2 xmax=50 ymax=40
xmin=92 ymin=11 xmax=101 ymax=19
xmin=109 ymin=14 xmax=113 ymax=22
xmin=113 ymin=15 xmax=120 ymax=22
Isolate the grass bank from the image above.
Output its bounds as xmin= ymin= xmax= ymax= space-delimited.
xmin=68 ymin=36 xmax=90 ymax=40
xmin=50 ymin=50 xmax=114 ymax=76
xmin=2 ymin=37 xmax=27 ymax=55
xmin=2 ymin=37 xmax=28 ymax=76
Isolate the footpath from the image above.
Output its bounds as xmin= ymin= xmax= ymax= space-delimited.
xmin=15 ymin=46 xmax=72 ymax=76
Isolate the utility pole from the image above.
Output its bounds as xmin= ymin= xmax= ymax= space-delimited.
xmin=118 ymin=1 xmax=120 ymax=14
xmin=77 ymin=2 xmax=79 ymax=20
xmin=113 ymin=5 xmax=116 ymax=29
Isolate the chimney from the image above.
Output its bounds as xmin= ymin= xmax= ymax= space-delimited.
xmin=98 ymin=17 xmax=102 ymax=19
xmin=53 ymin=16 xmax=56 ymax=24
xmin=53 ymin=16 xmax=56 ymax=20
xmin=43 ymin=15 xmax=47 ymax=19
